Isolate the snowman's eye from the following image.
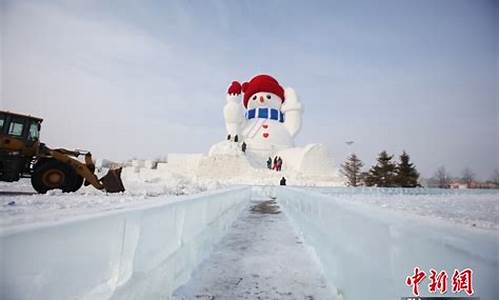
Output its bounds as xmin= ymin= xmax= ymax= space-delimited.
xmin=266 ymin=95 xmax=271 ymax=99
xmin=252 ymin=95 xmax=257 ymax=100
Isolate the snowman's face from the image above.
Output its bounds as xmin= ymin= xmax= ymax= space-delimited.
xmin=247 ymin=92 xmax=282 ymax=110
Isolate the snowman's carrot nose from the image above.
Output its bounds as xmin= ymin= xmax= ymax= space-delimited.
xmin=259 ymin=96 xmax=265 ymax=103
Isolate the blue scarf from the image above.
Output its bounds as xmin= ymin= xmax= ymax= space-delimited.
xmin=245 ymin=107 xmax=284 ymax=123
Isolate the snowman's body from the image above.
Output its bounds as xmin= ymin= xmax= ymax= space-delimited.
xmin=223 ymin=75 xmax=303 ymax=159
xmin=242 ymin=106 xmax=293 ymax=152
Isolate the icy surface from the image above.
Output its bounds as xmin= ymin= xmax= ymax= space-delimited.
xmin=173 ymin=198 xmax=338 ymax=300
xmin=0 ymin=187 xmax=250 ymax=300
xmin=307 ymin=187 xmax=499 ymax=230
xmin=277 ymin=187 xmax=499 ymax=300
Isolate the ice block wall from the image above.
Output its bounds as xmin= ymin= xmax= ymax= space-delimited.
xmin=0 ymin=187 xmax=251 ymax=300
xmin=277 ymin=187 xmax=498 ymax=300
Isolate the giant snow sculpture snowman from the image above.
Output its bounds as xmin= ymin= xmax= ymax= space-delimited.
xmin=206 ymin=74 xmax=337 ymax=180
xmin=223 ymin=74 xmax=303 ymax=157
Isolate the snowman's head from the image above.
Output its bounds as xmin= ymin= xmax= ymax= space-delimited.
xmin=242 ymin=74 xmax=284 ymax=109
xmin=246 ymin=92 xmax=283 ymax=110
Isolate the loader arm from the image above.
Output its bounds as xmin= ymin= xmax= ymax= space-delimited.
xmin=43 ymin=146 xmax=125 ymax=193
xmin=47 ymin=149 xmax=103 ymax=189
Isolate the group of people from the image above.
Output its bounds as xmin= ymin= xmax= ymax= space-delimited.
xmin=267 ymin=156 xmax=283 ymax=171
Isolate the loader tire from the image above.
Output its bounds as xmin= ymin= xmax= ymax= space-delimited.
xmin=70 ymin=174 xmax=84 ymax=192
xmin=31 ymin=159 xmax=81 ymax=194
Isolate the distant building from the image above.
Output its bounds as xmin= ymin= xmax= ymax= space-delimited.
xmin=468 ymin=180 xmax=499 ymax=189
xmin=449 ymin=180 xmax=467 ymax=189
xmin=423 ymin=177 xmax=498 ymax=189
xmin=448 ymin=179 xmax=498 ymax=189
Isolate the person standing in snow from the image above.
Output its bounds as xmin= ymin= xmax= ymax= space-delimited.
xmin=241 ymin=142 xmax=247 ymax=153
xmin=280 ymin=177 xmax=287 ymax=186
xmin=267 ymin=157 xmax=272 ymax=169
xmin=273 ymin=156 xmax=278 ymax=170
xmin=277 ymin=157 xmax=283 ymax=171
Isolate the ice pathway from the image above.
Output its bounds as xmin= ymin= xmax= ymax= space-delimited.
xmin=173 ymin=198 xmax=335 ymax=300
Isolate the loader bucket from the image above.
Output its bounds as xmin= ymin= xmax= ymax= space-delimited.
xmin=99 ymin=168 xmax=125 ymax=193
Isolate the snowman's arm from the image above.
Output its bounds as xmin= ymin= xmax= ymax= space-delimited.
xmin=281 ymin=87 xmax=303 ymax=137
xmin=223 ymin=94 xmax=246 ymax=136
xmin=223 ymin=81 xmax=247 ymax=137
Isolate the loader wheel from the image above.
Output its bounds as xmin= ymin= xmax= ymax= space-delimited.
xmin=70 ymin=174 xmax=84 ymax=192
xmin=31 ymin=160 xmax=81 ymax=193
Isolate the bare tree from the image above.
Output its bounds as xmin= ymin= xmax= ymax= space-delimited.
xmin=433 ymin=166 xmax=450 ymax=188
xmin=490 ymin=168 xmax=499 ymax=187
xmin=461 ymin=167 xmax=475 ymax=188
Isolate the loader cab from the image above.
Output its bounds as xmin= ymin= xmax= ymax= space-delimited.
xmin=0 ymin=111 xmax=43 ymax=181
xmin=0 ymin=111 xmax=43 ymax=154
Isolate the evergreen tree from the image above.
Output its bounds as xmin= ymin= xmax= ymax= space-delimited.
xmin=340 ymin=153 xmax=364 ymax=187
xmin=360 ymin=171 xmax=369 ymax=185
xmin=365 ymin=151 xmax=396 ymax=187
xmin=395 ymin=151 xmax=420 ymax=187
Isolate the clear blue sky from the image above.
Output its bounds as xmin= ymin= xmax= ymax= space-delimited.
xmin=1 ymin=0 xmax=498 ymax=179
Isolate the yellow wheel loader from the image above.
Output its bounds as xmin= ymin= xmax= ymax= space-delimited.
xmin=0 ymin=111 xmax=125 ymax=193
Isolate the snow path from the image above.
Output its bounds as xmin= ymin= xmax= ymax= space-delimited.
xmin=172 ymin=199 xmax=335 ymax=300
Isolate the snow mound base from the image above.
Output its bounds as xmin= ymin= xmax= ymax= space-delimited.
xmin=129 ymin=141 xmax=342 ymax=187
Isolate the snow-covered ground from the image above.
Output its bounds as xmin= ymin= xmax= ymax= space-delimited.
xmin=1 ymin=183 xmax=498 ymax=299
xmin=1 ymin=178 xmax=496 ymax=234
xmin=305 ymin=187 xmax=499 ymax=230
xmin=0 ymin=166 xmax=226 ymax=229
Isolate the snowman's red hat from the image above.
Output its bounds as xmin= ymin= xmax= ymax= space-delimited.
xmin=242 ymin=74 xmax=284 ymax=108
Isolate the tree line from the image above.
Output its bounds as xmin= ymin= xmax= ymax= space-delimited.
xmin=431 ymin=166 xmax=498 ymax=189
xmin=341 ymin=152 xmax=499 ymax=189
xmin=341 ymin=151 xmax=420 ymax=187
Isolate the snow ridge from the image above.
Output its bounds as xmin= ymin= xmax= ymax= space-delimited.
xmin=0 ymin=187 xmax=251 ymax=300
xmin=277 ymin=187 xmax=499 ymax=300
